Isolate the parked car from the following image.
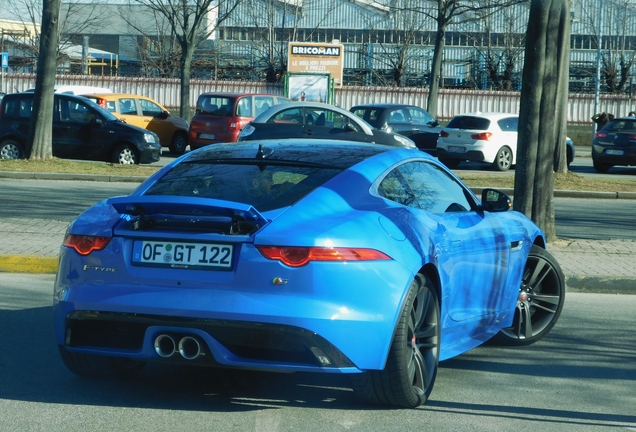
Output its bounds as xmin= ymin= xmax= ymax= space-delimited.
xmin=238 ymin=101 xmax=416 ymax=148
xmin=83 ymin=93 xmax=189 ymax=155
xmin=188 ymin=92 xmax=289 ymax=150
xmin=350 ymin=103 xmax=442 ymax=155
xmin=0 ymin=92 xmax=161 ymax=164
xmin=54 ymin=139 xmax=565 ymax=408
xmin=591 ymin=116 xmax=636 ymax=173
xmin=436 ymin=112 xmax=575 ymax=171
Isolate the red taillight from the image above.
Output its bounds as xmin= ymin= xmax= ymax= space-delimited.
xmin=63 ymin=234 xmax=111 ymax=256
xmin=471 ymin=132 xmax=492 ymax=140
xmin=257 ymin=246 xmax=392 ymax=267
xmin=594 ymin=132 xmax=607 ymax=138
xmin=439 ymin=130 xmax=449 ymax=137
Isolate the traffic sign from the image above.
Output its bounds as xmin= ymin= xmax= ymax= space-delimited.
xmin=1 ymin=53 xmax=8 ymax=68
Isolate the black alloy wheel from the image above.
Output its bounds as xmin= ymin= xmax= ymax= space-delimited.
xmin=170 ymin=132 xmax=188 ymax=155
xmin=493 ymin=245 xmax=565 ymax=346
xmin=351 ymin=273 xmax=440 ymax=408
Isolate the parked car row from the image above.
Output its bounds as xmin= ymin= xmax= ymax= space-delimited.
xmin=0 ymin=88 xmax=579 ymax=171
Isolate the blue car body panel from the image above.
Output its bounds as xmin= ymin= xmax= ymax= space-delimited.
xmin=54 ymin=141 xmax=546 ymax=373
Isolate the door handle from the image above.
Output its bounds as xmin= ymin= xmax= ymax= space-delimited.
xmin=304 ymin=129 xmax=313 ymax=136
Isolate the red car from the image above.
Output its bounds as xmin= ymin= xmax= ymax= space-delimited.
xmin=188 ymin=92 xmax=289 ymax=150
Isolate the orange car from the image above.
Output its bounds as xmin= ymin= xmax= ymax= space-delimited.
xmin=85 ymin=94 xmax=190 ymax=155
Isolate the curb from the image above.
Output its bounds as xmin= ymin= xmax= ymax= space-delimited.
xmin=0 ymin=171 xmax=148 ymax=183
xmin=0 ymin=255 xmax=59 ymax=274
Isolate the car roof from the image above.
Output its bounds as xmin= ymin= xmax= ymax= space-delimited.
xmin=452 ymin=112 xmax=517 ymax=120
xmin=197 ymin=92 xmax=283 ymax=98
xmin=181 ymin=139 xmax=396 ymax=169
xmin=351 ymin=103 xmax=418 ymax=109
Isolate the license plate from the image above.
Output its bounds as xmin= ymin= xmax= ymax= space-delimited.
xmin=448 ymin=146 xmax=466 ymax=153
xmin=199 ymin=133 xmax=216 ymax=140
xmin=606 ymin=149 xmax=624 ymax=155
xmin=132 ymin=240 xmax=233 ymax=269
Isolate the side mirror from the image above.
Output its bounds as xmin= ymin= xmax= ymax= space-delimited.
xmin=157 ymin=111 xmax=169 ymax=119
xmin=479 ymin=188 xmax=511 ymax=212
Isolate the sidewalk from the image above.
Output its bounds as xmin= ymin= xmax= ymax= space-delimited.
xmin=1 ymin=169 xmax=635 ymax=294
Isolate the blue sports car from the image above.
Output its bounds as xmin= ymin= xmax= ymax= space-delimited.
xmin=54 ymin=140 xmax=565 ymax=408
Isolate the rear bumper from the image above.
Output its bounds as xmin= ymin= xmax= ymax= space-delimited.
xmin=437 ymin=147 xmax=487 ymax=162
xmin=592 ymin=145 xmax=636 ymax=166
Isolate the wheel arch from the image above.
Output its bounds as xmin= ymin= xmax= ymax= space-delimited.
xmin=111 ymin=140 xmax=140 ymax=159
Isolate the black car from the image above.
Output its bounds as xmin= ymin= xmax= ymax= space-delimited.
xmin=0 ymin=93 xmax=161 ymax=164
xmin=238 ymin=102 xmax=416 ymax=148
xmin=592 ymin=117 xmax=636 ymax=173
xmin=350 ymin=103 xmax=442 ymax=155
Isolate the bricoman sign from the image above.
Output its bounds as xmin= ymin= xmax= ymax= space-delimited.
xmin=288 ymin=42 xmax=345 ymax=87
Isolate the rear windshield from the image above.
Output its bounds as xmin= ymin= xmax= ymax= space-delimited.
xmin=446 ymin=116 xmax=491 ymax=130
xmin=603 ymin=119 xmax=636 ymax=132
xmin=195 ymin=96 xmax=236 ymax=116
xmin=144 ymin=162 xmax=342 ymax=212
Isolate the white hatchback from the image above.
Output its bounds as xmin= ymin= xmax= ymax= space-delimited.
xmin=436 ymin=112 xmax=519 ymax=171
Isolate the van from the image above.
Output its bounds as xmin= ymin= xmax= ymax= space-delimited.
xmin=0 ymin=92 xmax=161 ymax=164
xmin=188 ymin=92 xmax=289 ymax=150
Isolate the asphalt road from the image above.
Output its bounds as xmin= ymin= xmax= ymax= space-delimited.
xmin=0 ymin=273 xmax=633 ymax=431
xmin=1 ymin=178 xmax=635 ymax=240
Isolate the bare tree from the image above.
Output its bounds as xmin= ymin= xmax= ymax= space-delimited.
xmin=128 ymin=0 xmax=243 ymax=120
xmin=514 ymin=0 xmax=570 ymax=242
xmin=424 ymin=0 xmax=527 ymax=117
xmin=462 ymin=3 xmax=527 ymax=90
xmin=26 ymin=0 xmax=62 ymax=160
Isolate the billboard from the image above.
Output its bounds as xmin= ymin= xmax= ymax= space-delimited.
xmin=287 ymin=42 xmax=344 ymax=87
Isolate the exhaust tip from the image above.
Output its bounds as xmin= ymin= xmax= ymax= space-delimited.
xmin=179 ymin=336 xmax=203 ymax=360
xmin=154 ymin=334 xmax=176 ymax=358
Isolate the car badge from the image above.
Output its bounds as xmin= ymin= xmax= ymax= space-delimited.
xmin=272 ymin=277 xmax=288 ymax=285
xmin=205 ymin=122 xmax=210 ymax=127
xmin=457 ymin=133 xmax=461 ymax=137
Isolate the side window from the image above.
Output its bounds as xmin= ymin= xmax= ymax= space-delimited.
xmin=18 ymin=99 xmax=33 ymax=118
xmin=498 ymin=117 xmax=518 ymax=132
xmin=255 ymin=96 xmax=274 ymax=116
xmin=331 ymin=111 xmax=362 ymax=131
xmin=408 ymin=108 xmax=435 ymax=126
xmin=388 ymin=109 xmax=408 ymax=124
xmin=236 ymin=97 xmax=253 ymax=117
xmin=270 ymin=108 xmax=303 ymax=124
xmin=378 ymin=169 xmax=418 ymax=208
xmin=105 ymin=101 xmax=116 ymax=112
xmin=61 ymin=99 xmax=95 ymax=124
xmin=118 ymin=98 xmax=137 ymax=115
xmin=398 ymin=161 xmax=473 ymax=213
xmin=138 ymin=99 xmax=163 ymax=116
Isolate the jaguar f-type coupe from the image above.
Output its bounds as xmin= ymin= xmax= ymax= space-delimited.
xmin=54 ymin=139 xmax=565 ymax=408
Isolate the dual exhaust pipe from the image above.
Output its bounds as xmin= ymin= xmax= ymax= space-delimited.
xmin=154 ymin=334 xmax=205 ymax=360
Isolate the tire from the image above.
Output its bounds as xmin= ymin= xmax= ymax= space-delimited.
xmin=112 ymin=144 xmax=138 ymax=165
xmin=566 ymin=146 xmax=573 ymax=167
xmin=0 ymin=139 xmax=23 ymax=160
xmin=439 ymin=157 xmax=461 ymax=169
xmin=169 ymin=131 xmax=188 ymax=155
xmin=492 ymin=245 xmax=565 ymax=346
xmin=592 ymin=159 xmax=612 ymax=173
xmin=351 ymin=274 xmax=440 ymax=408
xmin=493 ymin=146 xmax=513 ymax=171
xmin=58 ymin=346 xmax=145 ymax=380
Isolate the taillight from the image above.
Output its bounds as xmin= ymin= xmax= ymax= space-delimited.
xmin=595 ymin=132 xmax=607 ymax=138
xmin=439 ymin=130 xmax=449 ymax=137
xmin=63 ymin=234 xmax=111 ymax=256
xmin=471 ymin=132 xmax=492 ymax=140
xmin=257 ymin=246 xmax=392 ymax=267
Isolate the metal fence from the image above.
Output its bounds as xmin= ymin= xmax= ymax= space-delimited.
xmin=2 ymin=73 xmax=633 ymax=124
